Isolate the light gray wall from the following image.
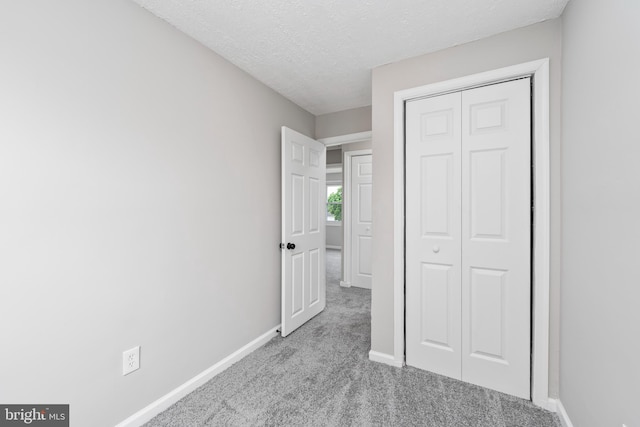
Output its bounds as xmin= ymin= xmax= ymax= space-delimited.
xmin=327 ymin=148 xmax=343 ymax=165
xmin=0 ymin=1 xmax=314 ymax=426
xmin=327 ymin=172 xmax=343 ymax=182
xmin=316 ymin=106 xmax=372 ymax=139
xmin=370 ymin=18 xmax=563 ymax=396
xmin=326 ymin=225 xmax=343 ymax=248
xmin=561 ymin=2 xmax=640 ymax=426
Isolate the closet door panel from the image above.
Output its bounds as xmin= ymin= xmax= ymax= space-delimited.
xmin=461 ymin=78 xmax=531 ymax=398
xmin=406 ymin=92 xmax=462 ymax=379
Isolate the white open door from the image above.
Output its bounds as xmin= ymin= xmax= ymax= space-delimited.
xmin=281 ymin=127 xmax=326 ymax=337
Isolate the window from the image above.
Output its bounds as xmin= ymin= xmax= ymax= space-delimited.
xmin=326 ymin=184 xmax=342 ymax=223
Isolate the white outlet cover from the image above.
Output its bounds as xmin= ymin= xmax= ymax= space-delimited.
xmin=122 ymin=346 xmax=140 ymax=376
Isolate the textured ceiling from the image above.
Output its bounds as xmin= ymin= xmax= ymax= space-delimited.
xmin=132 ymin=0 xmax=568 ymax=115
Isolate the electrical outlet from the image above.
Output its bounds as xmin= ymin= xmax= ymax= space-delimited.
xmin=122 ymin=346 xmax=140 ymax=376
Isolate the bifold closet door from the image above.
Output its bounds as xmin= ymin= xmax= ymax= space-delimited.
xmin=405 ymin=78 xmax=531 ymax=399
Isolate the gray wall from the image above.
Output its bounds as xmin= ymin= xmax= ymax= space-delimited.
xmin=0 ymin=1 xmax=314 ymax=426
xmin=370 ymin=18 xmax=563 ymax=396
xmin=316 ymin=106 xmax=372 ymax=139
xmin=327 ymin=148 xmax=343 ymax=165
xmin=326 ymin=225 xmax=343 ymax=248
xmin=561 ymin=1 xmax=640 ymax=426
xmin=327 ymin=172 xmax=343 ymax=182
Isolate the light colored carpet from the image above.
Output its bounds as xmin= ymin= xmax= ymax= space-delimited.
xmin=145 ymin=249 xmax=559 ymax=426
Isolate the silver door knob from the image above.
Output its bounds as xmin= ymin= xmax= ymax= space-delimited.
xmin=433 ymin=245 xmax=440 ymax=253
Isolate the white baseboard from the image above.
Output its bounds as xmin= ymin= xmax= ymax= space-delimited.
xmin=531 ymin=396 xmax=573 ymax=427
xmin=534 ymin=397 xmax=557 ymax=412
xmin=553 ymin=399 xmax=574 ymax=427
xmin=351 ymin=283 xmax=372 ymax=290
xmin=326 ymin=245 xmax=342 ymax=250
xmin=340 ymin=280 xmax=351 ymax=288
xmin=369 ymin=350 xmax=404 ymax=368
xmin=115 ymin=325 xmax=280 ymax=427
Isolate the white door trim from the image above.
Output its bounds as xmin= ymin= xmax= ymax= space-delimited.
xmin=342 ymin=149 xmax=373 ymax=288
xmin=318 ymin=131 xmax=372 ymax=147
xmin=392 ymin=58 xmax=550 ymax=407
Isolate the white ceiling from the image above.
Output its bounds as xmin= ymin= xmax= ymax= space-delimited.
xmin=132 ymin=0 xmax=568 ymax=115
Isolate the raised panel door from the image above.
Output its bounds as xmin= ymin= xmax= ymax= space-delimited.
xmin=281 ymin=127 xmax=326 ymax=337
xmin=405 ymin=79 xmax=531 ymax=399
xmin=351 ymin=154 xmax=373 ymax=289
xmin=461 ymin=78 xmax=531 ymax=398
xmin=406 ymin=92 xmax=462 ymax=379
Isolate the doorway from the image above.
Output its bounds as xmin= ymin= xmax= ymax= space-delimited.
xmin=318 ymin=132 xmax=373 ymax=292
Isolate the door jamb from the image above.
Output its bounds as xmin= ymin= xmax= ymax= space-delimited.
xmin=391 ymin=59 xmax=551 ymax=407
xmin=319 ymin=131 xmax=372 ymax=148
xmin=342 ymin=149 xmax=373 ymax=288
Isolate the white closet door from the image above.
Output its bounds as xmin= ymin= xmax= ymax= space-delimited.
xmin=461 ymin=78 xmax=531 ymax=398
xmin=406 ymin=92 xmax=463 ymax=379
xmin=405 ymin=78 xmax=531 ymax=399
xmin=351 ymin=154 xmax=373 ymax=289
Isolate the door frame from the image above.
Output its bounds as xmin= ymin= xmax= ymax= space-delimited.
xmin=319 ymin=131 xmax=372 ymax=148
xmin=392 ymin=59 xmax=551 ymax=407
xmin=342 ymin=149 xmax=373 ymax=288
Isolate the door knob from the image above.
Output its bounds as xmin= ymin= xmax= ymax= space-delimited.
xmin=433 ymin=245 xmax=440 ymax=253
xmin=287 ymin=243 xmax=296 ymax=250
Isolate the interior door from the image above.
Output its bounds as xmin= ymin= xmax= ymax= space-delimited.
xmin=405 ymin=78 xmax=531 ymax=398
xmin=281 ymin=126 xmax=326 ymax=337
xmin=406 ymin=92 xmax=463 ymax=379
xmin=350 ymin=154 xmax=373 ymax=289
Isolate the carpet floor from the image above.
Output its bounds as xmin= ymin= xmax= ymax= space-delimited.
xmin=145 ymin=249 xmax=559 ymax=426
